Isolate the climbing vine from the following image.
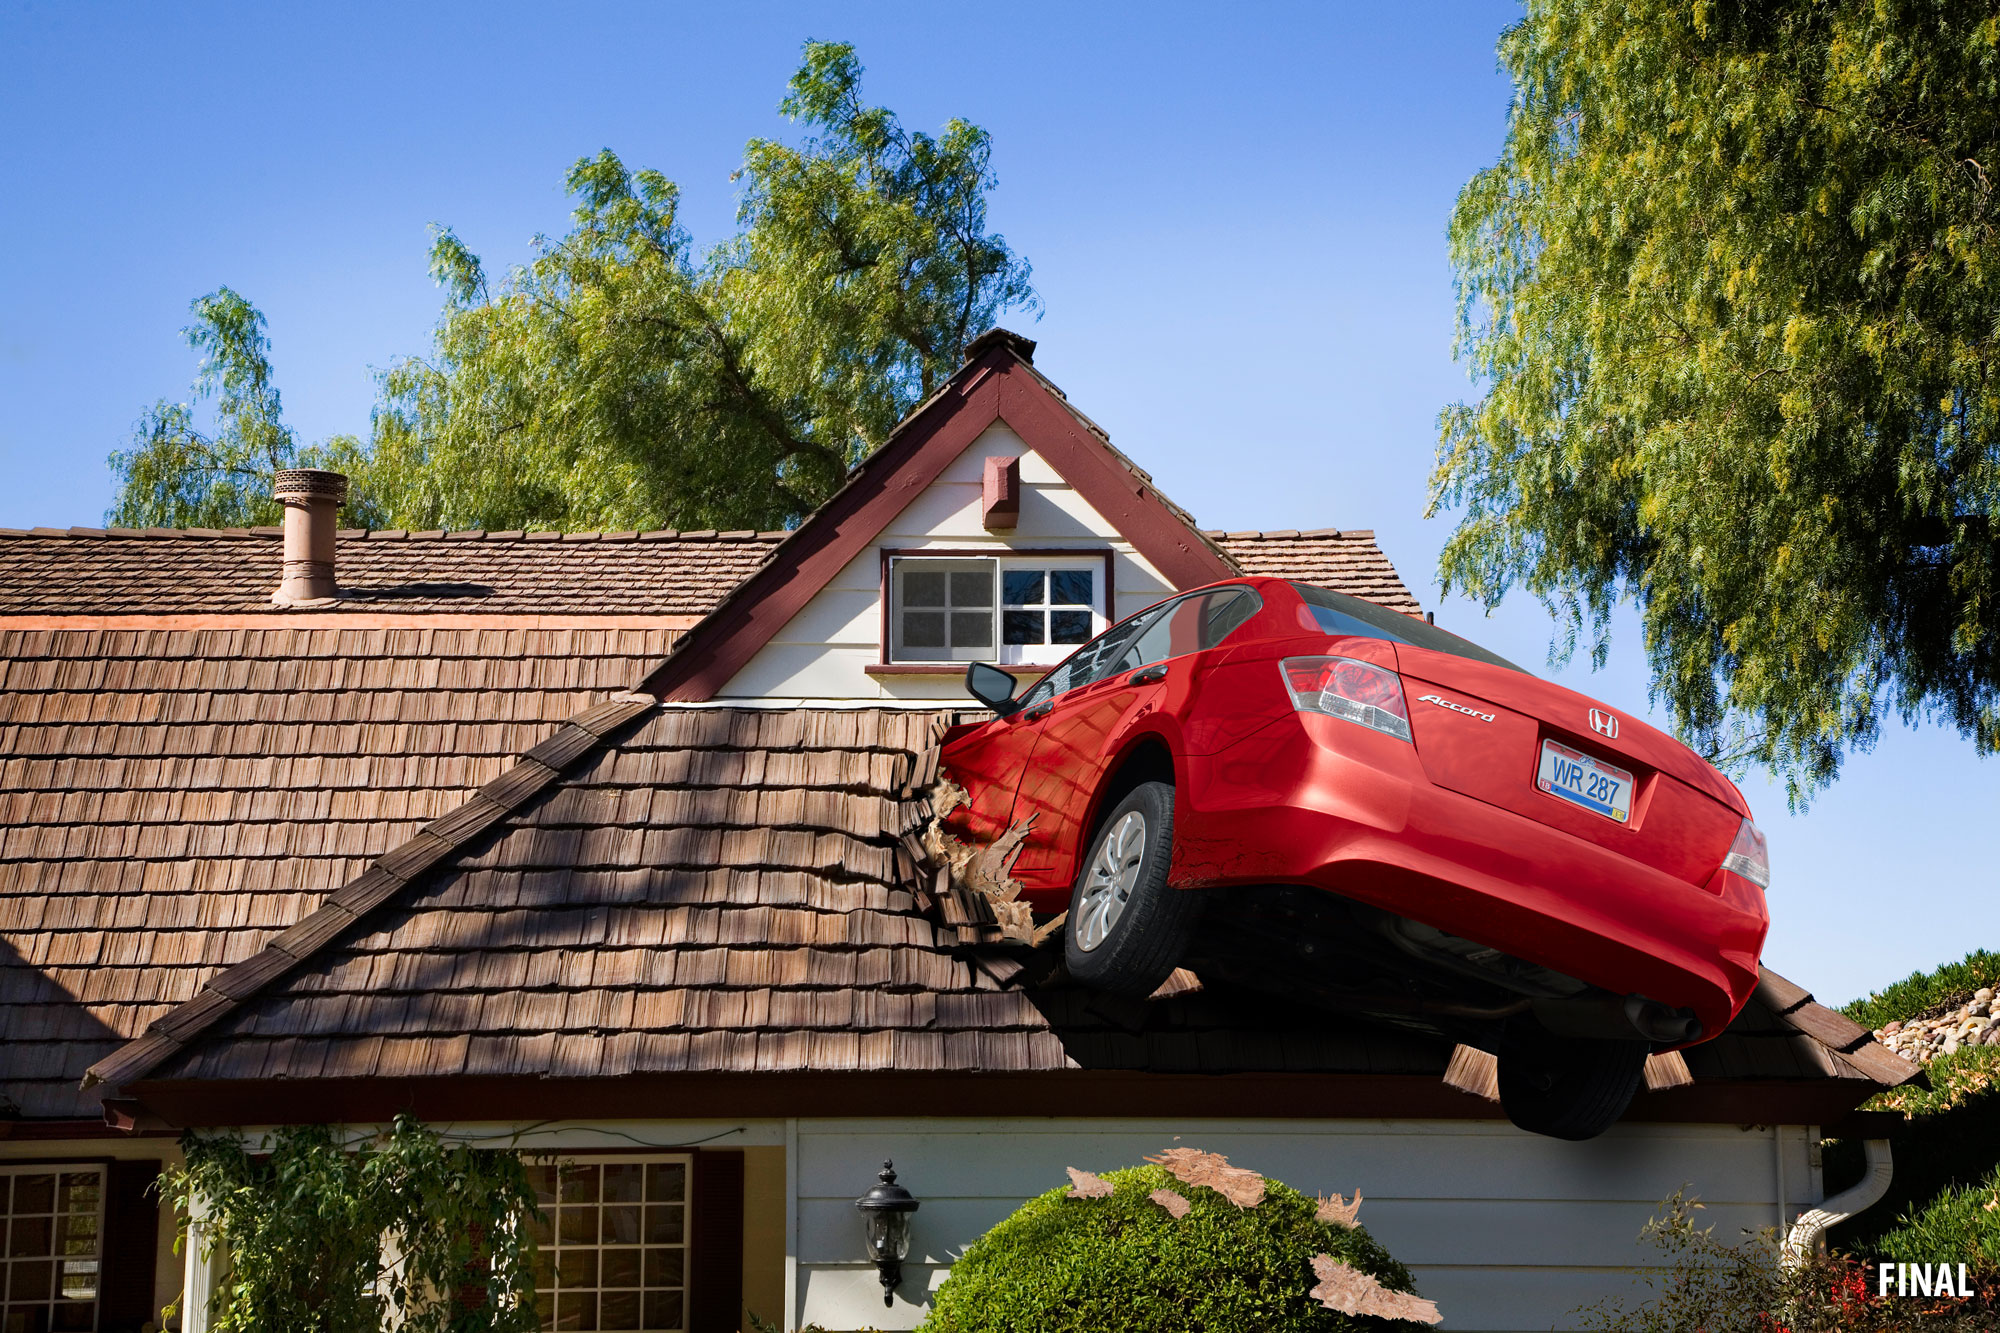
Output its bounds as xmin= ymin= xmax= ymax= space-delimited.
xmin=164 ymin=1115 xmax=541 ymax=1332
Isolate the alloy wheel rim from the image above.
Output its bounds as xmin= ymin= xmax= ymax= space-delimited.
xmin=1074 ymin=810 xmax=1147 ymax=953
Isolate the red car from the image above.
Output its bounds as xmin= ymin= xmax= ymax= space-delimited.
xmin=941 ymin=576 xmax=1771 ymax=1140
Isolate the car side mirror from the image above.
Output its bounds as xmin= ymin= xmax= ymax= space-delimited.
xmin=965 ymin=661 xmax=1022 ymax=716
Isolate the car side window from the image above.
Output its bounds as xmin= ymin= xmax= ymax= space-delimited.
xmin=1011 ymin=602 xmax=1171 ymax=710
xmin=1112 ymin=588 xmax=1262 ymax=673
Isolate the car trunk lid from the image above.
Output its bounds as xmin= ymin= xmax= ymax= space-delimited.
xmin=1393 ymin=643 xmax=1744 ymax=887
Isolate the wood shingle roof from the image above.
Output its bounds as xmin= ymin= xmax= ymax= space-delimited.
xmin=71 ymin=699 xmax=1913 ymax=1129
xmin=0 ymin=625 xmax=679 ymax=1117
xmin=0 ymin=527 xmax=1414 ymax=620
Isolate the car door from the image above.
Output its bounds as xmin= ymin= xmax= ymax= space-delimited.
xmin=999 ymin=606 xmax=1170 ymax=894
xmin=1010 ymin=588 xmax=1262 ymax=894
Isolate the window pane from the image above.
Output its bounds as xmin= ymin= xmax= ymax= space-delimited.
xmin=1002 ymin=570 xmax=1044 ymax=605
xmin=643 ymin=1247 xmax=685 ymax=1286
xmin=557 ymin=1248 xmax=599 ymax=1288
xmin=1003 ymin=610 xmax=1044 ymax=645
xmin=949 ymin=570 xmax=993 ymax=608
xmin=601 ymin=1290 xmax=642 ymax=1329
xmin=556 ymin=1290 xmax=598 ymax=1330
xmin=10 ymin=1215 xmax=52 ymax=1258
xmin=559 ymin=1207 xmax=599 ymax=1246
xmin=602 ymin=1204 xmax=641 ymax=1245
xmin=1051 ymin=610 xmax=1093 ymax=644
xmin=526 ymin=1164 xmax=560 ymax=1207
xmin=53 ymin=1303 xmax=94 ymax=1332
xmin=603 ymin=1164 xmax=644 ymax=1203
xmin=59 ymin=1260 xmax=96 ymax=1299
xmin=602 ymin=1247 xmax=642 ymax=1287
xmin=901 ymin=611 xmax=946 ymax=649
xmin=12 ymin=1258 xmax=54 ymax=1298
xmin=55 ymin=1178 xmax=96 ymax=1216
xmin=1049 ymin=570 xmax=1094 ymax=606
xmin=644 ymin=1163 xmax=686 ymax=1203
xmin=642 ymin=1290 xmax=685 ymax=1331
xmin=949 ymin=611 xmax=993 ymax=649
xmin=902 ymin=571 xmax=947 ymax=606
xmin=560 ymin=1164 xmax=600 ymax=1204
xmin=644 ymin=1204 xmax=684 ymax=1245
xmin=14 ymin=1178 xmax=53 ymax=1216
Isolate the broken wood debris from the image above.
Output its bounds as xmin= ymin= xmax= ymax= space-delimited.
xmin=1149 ymin=1187 xmax=1191 ymax=1218
xmin=1308 ymin=1255 xmax=1443 ymax=1324
xmin=1443 ymin=1044 xmax=1500 ymax=1102
xmin=919 ymin=768 xmax=1042 ymax=945
xmin=1065 ymin=1167 xmax=1114 ymax=1199
xmin=1144 ymin=1147 xmax=1266 ymax=1209
xmin=1315 ymin=1190 xmax=1361 ymax=1226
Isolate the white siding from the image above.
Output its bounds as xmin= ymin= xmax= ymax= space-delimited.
xmin=790 ymin=1117 xmax=1823 ymax=1333
xmin=718 ymin=424 xmax=1176 ymax=703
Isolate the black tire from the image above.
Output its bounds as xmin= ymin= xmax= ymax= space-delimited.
xmin=1497 ymin=1035 xmax=1648 ymax=1141
xmin=1062 ymin=781 xmax=1198 ymax=997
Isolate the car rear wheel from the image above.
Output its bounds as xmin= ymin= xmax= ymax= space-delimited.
xmin=1497 ymin=1035 xmax=1648 ymax=1141
xmin=1063 ymin=781 xmax=1197 ymax=997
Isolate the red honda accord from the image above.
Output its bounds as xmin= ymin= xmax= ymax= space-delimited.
xmin=940 ymin=576 xmax=1770 ymax=1139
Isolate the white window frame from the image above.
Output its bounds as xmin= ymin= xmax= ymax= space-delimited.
xmin=526 ymin=1152 xmax=694 ymax=1333
xmin=1 ymin=1161 xmax=106 ymax=1333
xmin=884 ymin=550 xmax=1110 ymax=666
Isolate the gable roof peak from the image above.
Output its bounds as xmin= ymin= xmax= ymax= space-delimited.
xmin=964 ymin=326 xmax=1037 ymax=365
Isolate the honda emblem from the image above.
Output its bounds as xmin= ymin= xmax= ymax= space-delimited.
xmin=1589 ymin=708 xmax=1619 ymax=739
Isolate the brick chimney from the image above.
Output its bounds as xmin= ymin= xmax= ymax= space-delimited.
xmin=270 ymin=468 xmax=348 ymax=605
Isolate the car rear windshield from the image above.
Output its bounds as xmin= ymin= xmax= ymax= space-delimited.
xmin=1291 ymin=583 xmax=1525 ymax=673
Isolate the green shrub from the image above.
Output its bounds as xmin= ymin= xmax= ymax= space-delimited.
xmin=1875 ymin=1162 xmax=2000 ymax=1264
xmin=1841 ymin=949 xmax=2000 ymax=1032
xmin=920 ymin=1163 xmax=1429 ymax=1333
xmin=1575 ymin=1192 xmax=1996 ymax=1332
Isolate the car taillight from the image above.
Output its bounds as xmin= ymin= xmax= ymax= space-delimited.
xmin=1280 ymin=656 xmax=1412 ymax=742
xmin=1720 ymin=818 xmax=1770 ymax=889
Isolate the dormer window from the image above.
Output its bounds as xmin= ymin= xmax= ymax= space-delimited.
xmin=886 ymin=551 xmax=1109 ymax=666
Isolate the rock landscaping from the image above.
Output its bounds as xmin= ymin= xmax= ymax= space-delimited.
xmin=1874 ymin=988 xmax=2000 ymax=1060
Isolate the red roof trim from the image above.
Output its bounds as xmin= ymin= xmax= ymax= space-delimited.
xmin=640 ymin=345 xmax=1237 ymax=702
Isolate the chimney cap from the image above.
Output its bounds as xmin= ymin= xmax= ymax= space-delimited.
xmin=963 ymin=328 xmax=1036 ymax=365
xmin=273 ymin=469 xmax=349 ymax=503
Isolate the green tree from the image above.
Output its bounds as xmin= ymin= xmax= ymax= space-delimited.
xmin=108 ymin=288 xmax=375 ymax=529
xmin=1434 ymin=0 xmax=2000 ymax=799
xmin=165 ymin=1117 xmax=540 ymax=1332
xmin=105 ymin=39 xmax=1030 ymax=538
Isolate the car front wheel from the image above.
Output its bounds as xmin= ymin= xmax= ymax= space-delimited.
xmin=1063 ymin=781 xmax=1198 ymax=997
xmin=1497 ymin=1034 xmax=1648 ymax=1141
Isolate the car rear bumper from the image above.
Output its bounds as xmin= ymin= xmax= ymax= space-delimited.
xmin=1172 ymin=713 xmax=1767 ymax=1045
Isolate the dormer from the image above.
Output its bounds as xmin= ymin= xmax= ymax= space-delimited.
xmin=642 ymin=331 xmax=1416 ymax=705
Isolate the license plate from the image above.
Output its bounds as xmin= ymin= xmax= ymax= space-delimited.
xmin=1536 ymin=738 xmax=1633 ymax=823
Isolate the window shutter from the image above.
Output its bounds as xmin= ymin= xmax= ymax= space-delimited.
xmin=100 ymin=1158 xmax=163 ymax=1333
xmin=687 ymin=1149 xmax=745 ymax=1333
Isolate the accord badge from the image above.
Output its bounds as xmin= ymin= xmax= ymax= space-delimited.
xmin=1418 ymin=692 xmax=1495 ymax=723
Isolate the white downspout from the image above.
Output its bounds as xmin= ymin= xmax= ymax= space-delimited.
xmin=1783 ymin=1138 xmax=1894 ymax=1264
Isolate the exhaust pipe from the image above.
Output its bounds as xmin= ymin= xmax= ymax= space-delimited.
xmin=1532 ymin=992 xmax=1701 ymax=1044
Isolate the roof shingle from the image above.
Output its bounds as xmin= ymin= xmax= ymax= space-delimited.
xmin=0 ymin=625 xmax=678 ymax=1116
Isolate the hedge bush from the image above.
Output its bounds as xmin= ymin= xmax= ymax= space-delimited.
xmin=920 ymin=1163 xmax=1430 ymax=1333
xmin=1841 ymin=948 xmax=2000 ymax=1031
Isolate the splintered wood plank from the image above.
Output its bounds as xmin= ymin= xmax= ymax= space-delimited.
xmin=1442 ymin=1044 xmax=1500 ymax=1102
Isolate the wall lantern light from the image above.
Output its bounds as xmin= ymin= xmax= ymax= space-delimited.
xmin=853 ymin=1159 xmax=921 ymax=1307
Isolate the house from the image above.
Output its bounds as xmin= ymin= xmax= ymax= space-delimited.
xmin=0 ymin=329 xmax=1917 ymax=1333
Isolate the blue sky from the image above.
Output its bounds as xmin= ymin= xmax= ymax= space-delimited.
xmin=4 ymin=1 xmax=1992 ymax=1005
